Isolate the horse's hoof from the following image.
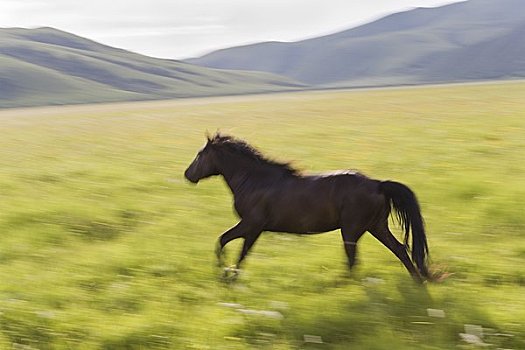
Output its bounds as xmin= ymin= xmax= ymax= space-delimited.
xmin=222 ymin=266 xmax=241 ymax=281
xmin=224 ymin=266 xmax=240 ymax=275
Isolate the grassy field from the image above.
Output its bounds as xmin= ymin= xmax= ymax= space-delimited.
xmin=0 ymin=81 xmax=523 ymax=349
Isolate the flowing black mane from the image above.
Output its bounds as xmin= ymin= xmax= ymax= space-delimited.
xmin=210 ymin=134 xmax=300 ymax=176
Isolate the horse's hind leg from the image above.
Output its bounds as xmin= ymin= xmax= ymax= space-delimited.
xmin=340 ymin=225 xmax=367 ymax=270
xmin=369 ymin=221 xmax=423 ymax=284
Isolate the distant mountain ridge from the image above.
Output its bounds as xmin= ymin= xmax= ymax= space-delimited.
xmin=0 ymin=27 xmax=304 ymax=108
xmin=187 ymin=0 xmax=525 ymax=87
xmin=2 ymin=0 xmax=525 ymax=108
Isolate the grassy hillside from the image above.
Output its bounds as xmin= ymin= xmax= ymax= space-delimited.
xmin=0 ymin=27 xmax=304 ymax=108
xmin=0 ymin=81 xmax=524 ymax=349
xmin=187 ymin=0 xmax=525 ymax=86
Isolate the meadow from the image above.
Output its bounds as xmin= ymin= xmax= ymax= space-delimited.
xmin=0 ymin=81 xmax=523 ymax=349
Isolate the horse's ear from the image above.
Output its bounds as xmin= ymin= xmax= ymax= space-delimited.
xmin=205 ymin=130 xmax=212 ymax=142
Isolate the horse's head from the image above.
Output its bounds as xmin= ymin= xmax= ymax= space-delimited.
xmin=184 ymin=134 xmax=221 ymax=184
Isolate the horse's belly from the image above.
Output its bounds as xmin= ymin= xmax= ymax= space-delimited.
xmin=266 ymin=220 xmax=339 ymax=234
xmin=266 ymin=203 xmax=340 ymax=234
xmin=269 ymin=224 xmax=339 ymax=234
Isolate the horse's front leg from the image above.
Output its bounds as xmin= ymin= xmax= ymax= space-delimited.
xmin=236 ymin=230 xmax=262 ymax=269
xmin=216 ymin=219 xmax=264 ymax=277
xmin=216 ymin=221 xmax=246 ymax=267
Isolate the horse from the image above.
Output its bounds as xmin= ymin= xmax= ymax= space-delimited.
xmin=184 ymin=133 xmax=431 ymax=283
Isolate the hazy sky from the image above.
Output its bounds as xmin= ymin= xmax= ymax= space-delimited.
xmin=1 ymin=0 xmax=462 ymax=59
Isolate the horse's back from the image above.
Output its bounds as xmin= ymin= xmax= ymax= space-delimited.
xmin=260 ymin=172 xmax=383 ymax=233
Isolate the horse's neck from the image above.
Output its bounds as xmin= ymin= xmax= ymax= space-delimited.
xmin=221 ymin=171 xmax=251 ymax=197
xmin=219 ymin=157 xmax=279 ymax=196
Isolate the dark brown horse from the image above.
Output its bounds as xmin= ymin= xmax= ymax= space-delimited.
xmin=185 ymin=133 xmax=431 ymax=283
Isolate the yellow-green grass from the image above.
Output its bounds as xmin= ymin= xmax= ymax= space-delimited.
xmin=0 ymin=81 xmax=523 ymax=349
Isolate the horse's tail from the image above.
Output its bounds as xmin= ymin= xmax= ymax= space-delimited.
xmin=380 ymin=180 xmax=430 ymax=280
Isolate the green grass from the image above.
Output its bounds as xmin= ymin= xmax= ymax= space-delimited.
xmin=0 ymin=81 xmax=524 ymax=349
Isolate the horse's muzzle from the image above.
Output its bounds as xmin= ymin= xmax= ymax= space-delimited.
xmin=184 ymin=169 xmax=199 ymax=184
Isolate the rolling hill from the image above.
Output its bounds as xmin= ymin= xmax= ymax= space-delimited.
xmin=187 ymin=0 xmax=525 ymax=87
xmin=0 ymin=27 xmax=304 ymax=108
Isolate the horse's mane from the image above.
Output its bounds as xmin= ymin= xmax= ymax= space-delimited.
xmin=210 ymin=133 xmax=300 ymax=176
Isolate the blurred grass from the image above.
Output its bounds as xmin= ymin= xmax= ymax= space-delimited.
xmin=0 ymin=81 xmax=524 ymax=349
